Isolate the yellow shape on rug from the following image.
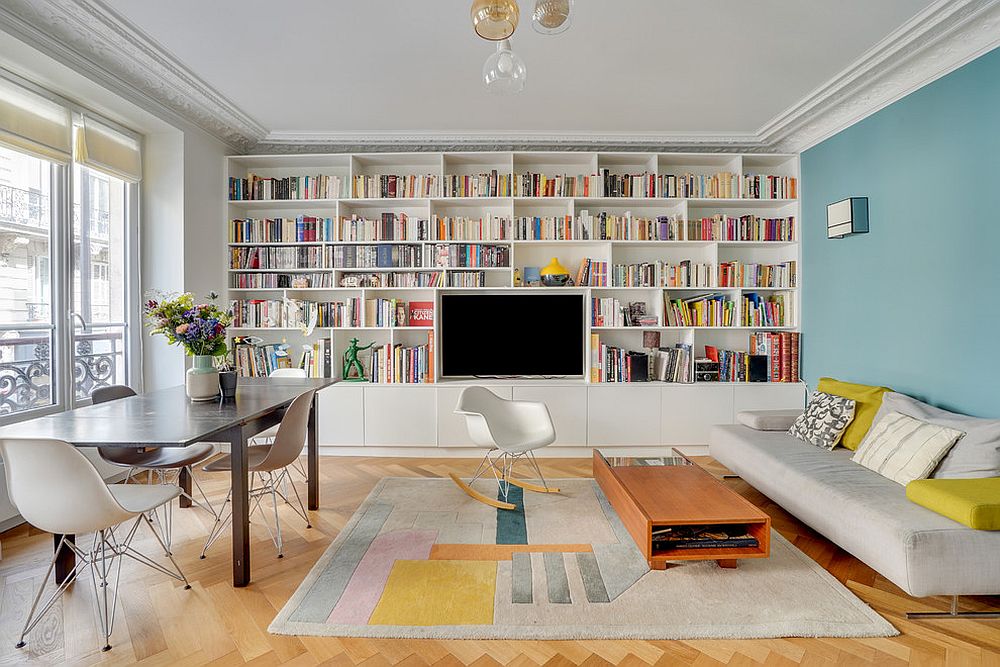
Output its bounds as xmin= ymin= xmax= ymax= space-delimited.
xmin=369 ymin=560 xmax=497 ymax=626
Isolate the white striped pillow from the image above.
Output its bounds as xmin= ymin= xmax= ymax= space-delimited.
xmin=852 ymin=411 xmax=965 ymax=485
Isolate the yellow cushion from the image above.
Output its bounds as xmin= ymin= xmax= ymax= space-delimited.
xmin=906 ymin=477 xmax=1000 ymax=530
xmin=817 ymin=377 xmax=892 ymax=450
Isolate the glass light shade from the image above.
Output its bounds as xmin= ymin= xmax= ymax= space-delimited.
xmin=483 ymin=39 xmax=526 ymax=94
xmin=532 ymin=0 xmax=572 ymax=34
xmin=470 ymin=0 xmax=519 ymax=41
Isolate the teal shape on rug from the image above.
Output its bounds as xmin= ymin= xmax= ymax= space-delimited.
xmin=496 ymin=485 xmax=526 ymax=544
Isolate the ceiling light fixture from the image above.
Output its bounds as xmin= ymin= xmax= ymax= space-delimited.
xmin=470 ymin=0 xmax=520 ymax=41
xmin=532 ymin=0 xmax=573 ymax=35
xmin=483 ymin=39 xmax=526 ymax=95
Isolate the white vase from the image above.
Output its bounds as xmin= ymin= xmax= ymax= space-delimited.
xmin=186 ymin=355 xmax=220 ymax=401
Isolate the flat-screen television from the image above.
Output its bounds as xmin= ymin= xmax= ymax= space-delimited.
xmin=440 ymin=293 xmax=585 ymax=377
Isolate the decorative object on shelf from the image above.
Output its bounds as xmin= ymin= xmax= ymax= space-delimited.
xmin=483 ymin=39 xmax=527 ymax=94
xmin=513 ymin=267 xmax=523 ymax=287
xmin=532 ymin=0 xmax=572 ymax=34
xmin=470 ymin=0 xmax=519 ymax=40
xmin=695 ymin=358 xmax=720 ymax=382
xmin=523 ymin=266 xmax=541 ymax=287
xmin=540 ymin=256 xmax=571 ymax=286
xmin=342 ymin=337 xmax=375 ymax=382
xmin=827 ymin=196 xmax=869 ymax=239
xmin=144 ymin=292 xmax=231 ymax=401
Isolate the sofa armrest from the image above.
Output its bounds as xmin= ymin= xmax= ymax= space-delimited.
xmin=736 ymin=409 xmax=803 ymax=431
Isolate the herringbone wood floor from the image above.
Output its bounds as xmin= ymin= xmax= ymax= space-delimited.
xmin=0 ymin=456 xmax=997 ymax=666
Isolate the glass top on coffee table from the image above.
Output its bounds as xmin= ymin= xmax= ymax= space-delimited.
xmin=597 ymin=448 xmax=694 ymax=468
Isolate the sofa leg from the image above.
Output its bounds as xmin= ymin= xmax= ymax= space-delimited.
xmin=721 ymin=474 xmax=741 ymax=480
xmin=906 ymin=596 xmax=1000 ymax=619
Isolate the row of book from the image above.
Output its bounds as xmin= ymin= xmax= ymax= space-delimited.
xmin=591 ymin=298 xmax=656 ymax=328
xmin=433 ymin=215 xmax=511 ymax=241
xmin=513 ymin=172 xmax=601 ymax=197
xmin=351 ymin=174 xmax=438 ymax=199
xmin=719 ymin=261 xmax=797 ymax=288
xmin=334 ymin=213 xmax=431 ymax=242
xmin=230 ymin=272 xmax=335 ymax=289
xmin=229 ymin=174 xmax=344 ymax=201
xmin=743 ymin=174 xmax=797 ymax=200
xmin=513 ymin=215 xmax=578 ymax=240
xmin=689 ymin=214 xmax=795 ymax=242
xmin=230 ymin=246 xmax=323 ymax=270
xmin=430 ymin=243 xmax=510 ymax=268
xmin=230 ymin=298 xmax=364 ymax=329
xmin=589 ymin=335 xmax=649 ymax=383
xmin=663 ymin=260 xmax=714 ymax=288
xmin=365 ymin=299 xmax=434 ymax=328
xmin=229 ymin=216 xmax=330 ymax=243
xmin=652 ymin=344 xmax=693 ymax=383
xmin=328 ymin=244 xmax=425 ymax=269
xmin=751 ymin=331 xmax=801 ymax=382
xmin=664 ymin=293 xmax=735 ymax=327
xmin=442 ymin=171 xmax=510 ymax=197
xmin=369 ymin=336 xmax=434 ymax=383
xmin=664 ymin=172 xmax=739 ymax=199
xmin=300 ymin=339 xmax=334 ymax=378
xmin=742 ymin=292 xmax=791 ymax=327
xmin=577 ymin=211 xmax=683 ymax=241
xmin=575 ymin=258 xmax=609 ymax=287
xmin=232 ymin=342 xmax=296 ymax=377
xmin=651 ymin=525 xmax=759 ymax=551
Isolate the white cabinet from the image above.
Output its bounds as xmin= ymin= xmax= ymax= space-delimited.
xmin=733 ymin=383 xmax=807 ymax=416
xmin=436 ymin=386 xmax=512 ymax=447
xmin=587 ymin=385 xmax=660 ymax=445
xmin=318 ymin=385 xmax=365 ymax=446
xmin=364 ymin=387 xmax=437 ymax=446
xmin=513 ymin=385 xmax=588 ymax=447
xmin=661 ymin=384 xmax=734 ymax=445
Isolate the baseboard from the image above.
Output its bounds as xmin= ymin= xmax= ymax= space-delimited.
xmin=316 ymin=445 xmax=709 ymax=458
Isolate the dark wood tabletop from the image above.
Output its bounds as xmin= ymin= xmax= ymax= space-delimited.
xmin=0 ymin=378 xmax=336 ymax=447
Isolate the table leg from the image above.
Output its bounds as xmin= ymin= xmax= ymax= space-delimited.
xmin=54 ymin=533 xmax=75 ymax=584
xmin=307 ymin=393 xmax=319 ymax=511
xmin=717 ymin=559 xmax=738 ymax=569
xmin=227 ymin=425 xmax=251 ymax=587
xmin=178 ymin=466 xmax=192 ymax=508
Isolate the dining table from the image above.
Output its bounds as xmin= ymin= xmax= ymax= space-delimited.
xmin=0 ymin=377 xmax=335 ymax=587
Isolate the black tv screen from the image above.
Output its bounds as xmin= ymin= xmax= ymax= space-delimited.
xmin=440 ymin=293 xmax=585 ymax=377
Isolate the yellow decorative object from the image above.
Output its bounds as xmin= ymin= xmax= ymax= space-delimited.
xmin=539 ymin=256 xmax=571 ymax=286
xmin=817 ymin=377 xmax=892 ymax=450
xmin=906 ymin=477 xmax=1000 ymax=530
xmin=369 ymin=560 xmax=496 ymax=626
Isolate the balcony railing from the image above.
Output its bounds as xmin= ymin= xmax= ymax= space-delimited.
xmin=0 ymin=329 xmax=123 ymax=416
xmin=0 ymin=183 xmax=48 ymax=229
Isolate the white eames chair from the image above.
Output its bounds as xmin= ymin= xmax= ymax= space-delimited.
xmin=251 ymin=368 xmax=309 ymax=480
xmin=0 ymin=437 xmax=190 ymax=653
xmin=450 ymin=386 xmax=560 ymax=510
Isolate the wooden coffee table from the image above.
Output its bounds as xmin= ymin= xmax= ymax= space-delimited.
xmin=593 ymin=448 xmax=770 ymax=569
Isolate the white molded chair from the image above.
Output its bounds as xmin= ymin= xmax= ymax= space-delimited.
xmin=0 ymin=438 xmax=190 ymax=653
xmin=200 ymin=389 xmax=315 ymax=559
xmin=251 ymin=368 xmax=308 ymax=480
xmin=450 ymin=386 xmax=559 ymax=510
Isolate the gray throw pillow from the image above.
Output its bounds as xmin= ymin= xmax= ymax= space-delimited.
xmin=789 ymin=391 xmax=856 ymax=450
xmin=872 ymin=392 xmax=1000 ymax=479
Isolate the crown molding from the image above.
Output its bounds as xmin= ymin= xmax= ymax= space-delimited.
xmin=0 ymin=0 xmax=996 ymax=155
xmin=0 ymin=0 xmax=266 ymax=151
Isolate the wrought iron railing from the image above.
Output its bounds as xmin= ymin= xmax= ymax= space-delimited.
xmin=0 ymin=329 xmax=123 ymax=416
xmin=0 ymin=183 xmax=48 ymax=229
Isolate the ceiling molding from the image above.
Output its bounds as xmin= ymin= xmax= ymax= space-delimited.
xmin=760 ymin=0 xmax=1000 ymax=152
xmin=0 ymin=0 xmax=996 ymax=154
xmin=0 ymin=0 xmax=266 ymax=151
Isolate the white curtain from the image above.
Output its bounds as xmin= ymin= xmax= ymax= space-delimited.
xmin=75 ymin=114 xmax=142 ymax=182
xmin=0 ymin=76 xmax=73 ymax=163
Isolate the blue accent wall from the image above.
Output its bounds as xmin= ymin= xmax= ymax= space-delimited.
xmin=801 ymin=46 xmax=1000 ymax=418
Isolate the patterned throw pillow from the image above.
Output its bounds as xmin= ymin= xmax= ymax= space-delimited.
xmin=789 ymin=391 xmax=857 ymax=450
xmin=852 ymin=411 xmax=965 ymax=486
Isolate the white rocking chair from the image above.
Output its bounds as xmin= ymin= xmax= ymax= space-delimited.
xmin=450 ymin=386 xmax=560 ymax=510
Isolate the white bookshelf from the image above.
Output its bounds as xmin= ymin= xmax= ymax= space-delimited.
xmin=226 ymin=151 xmax=805 ymax=453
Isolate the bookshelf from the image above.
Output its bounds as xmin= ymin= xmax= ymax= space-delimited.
xmin=226 ymin=151 xmax=805 ymax=453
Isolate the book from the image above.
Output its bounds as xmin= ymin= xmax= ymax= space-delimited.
xmin=742 ymin=173 xmax=797 ymax=199
xmin=229 ymin=173 xmax=343 ymax=201
xmin=442 ymin=170 xmax=511 ymax=197
xmin=408 ymin=301 xmax=434 ymax=327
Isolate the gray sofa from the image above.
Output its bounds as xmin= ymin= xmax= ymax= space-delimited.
xmin=708 ymin=422 xmax=1000 ymax=598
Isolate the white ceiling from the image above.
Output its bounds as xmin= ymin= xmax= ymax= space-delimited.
xmin=103 ymin=0 xmax=933 ymax=138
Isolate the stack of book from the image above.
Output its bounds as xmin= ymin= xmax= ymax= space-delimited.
xmin=750 ymin=331 xmax=801 ymax=382
xmin=664 ymin=293 xmax=734 ymax=327
xmin=650 ymin=344 xmax=692 ymax=383
xmin=660 ymin=172 xmax=739 ymax=198
xmin=329 ymin=244 xmax=424 ymax=269
xmin=442 ymin=170 xmax=510 ymax=197
xmin=694 ymin=214 xmax=795 ymax=242
xmin=233 ymin=342 xmax=295 ymax=377
xmin=742 ymin=173 xmax=797 ymax=199
xmin=512 ymin=215 xmax=576 ymax=240
xmin=718 ymin=261 xmax=796 ymax=288
xmin=370 ymin=333 xmax=434 ymax=383
xmin=652 ymin=525 xmax=759 ymax=550
xmin=513 ymin=172 xmax=600 ymax=197
xmin=589 ymin=334 xmax=648 ymax=382
xmin=351 ymin=173 xmax=438 ymax=198
xmin=433 ymin=214 xmax=511 ymax=241
xmin=576 ymin=259 xmax=609 ymax=287
xmin=334 ymin=213 xmax=431 ymax=242
xmin=229 ymin=216 xmax=330 ymax=243
xmin=432 ymin=243 xmax=510 ymax=268
xmin=662 ymin=260 xmax=714 ymax=288
xmin=742 ymin=292 xmax=790 ymax=327
xmin=597 ymin=169 xmax=656 ymax=197
xmin=229 ymin=246 xmax=323 ymax=270
xmin=229 ymin=174 xmax=342 ymax=201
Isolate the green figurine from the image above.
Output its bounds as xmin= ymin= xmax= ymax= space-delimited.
xmin=342 ymin=337 xmax=375 ymax=382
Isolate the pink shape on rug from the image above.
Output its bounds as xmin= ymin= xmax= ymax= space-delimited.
xmin=327 ymin=529 xmax=437 ymax=625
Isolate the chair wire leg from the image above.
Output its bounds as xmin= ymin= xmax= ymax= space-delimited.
xmin=132 ymin=513 xmax=190 ymax=589
xmin=283 ymin=468 xmax=312 ymax=527
xmin=201 ymin=488 xmax=233 ymax=559
xmin=16 ymin=535 xmax=79 ymax=649
xmin=526 ymin=450 xmax=551 ymax=491
xmin=270 ymin=473 xmax=284 ymax=558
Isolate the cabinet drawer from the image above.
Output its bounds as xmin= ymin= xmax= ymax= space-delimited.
xmin=364 ymin=387 xmax=437 ymax=446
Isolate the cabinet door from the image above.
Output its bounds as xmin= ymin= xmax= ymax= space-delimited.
xmin=661 ymin=384 xmax=735 ymax=445
xmin=513 ymin=385 xmax=588 ymax=447
xmin=734 ymin=384 xmax=807 ymax=416
xmin=364 ymin=387 xmax=437 ymax=446
xmin=318 ymin=385 xmax=365 ymax=446
xmin=437 ymin=386 xmax=513 ymax=447
xmin=587 ymin=386 xmax=660 ymax=446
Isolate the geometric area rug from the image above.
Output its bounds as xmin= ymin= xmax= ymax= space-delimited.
xmin=269 ymin=478 xmax=897 ymax=640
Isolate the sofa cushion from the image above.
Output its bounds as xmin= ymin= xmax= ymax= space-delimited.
xmin=852 ymin=412 xmax=964 ymax=485
xmin=817 ymin=377 xmax=892 ymax=450
xmin=788 ymin=391 xmax=855 ymax=450
xmin=907 ymin=477 xmax=1000 ymax=530
xmin=736 ymin=409 xmax=803 ymax=431
xmin=709 ymin=424 xmax=1000 ymax=596
xmin=872 ymin=392 xmax=1000 ymax=479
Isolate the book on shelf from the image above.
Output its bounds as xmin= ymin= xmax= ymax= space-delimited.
xmin=576 ymin=258 xmax=608 ymax=287
xmin=445 ymin=270 xmax=487 ymax=288
xmin=741 ymin=292 xmax=792 ymax=327
xmin=334 ymin=212 xmax=431 ymax=242
xmin=229 ymin=246 xmax=323 ymax=270
xmin=513 ymin=215 xmax=576 ymax=240
xmin=329 ymin=244 xmax=425 ymax=269
xmin=597 ymin=169 xmax=657 ymax=198
xmin=229 ymin=215 xmax=331 ymax=243
xmin=750 ymin=331 xmax=800 ymax=382
xmin=339 ymin=272 xmax=444 ymax=288
xmin=229 ymin=173 xmax=343 ymax=201
xmin=660 ymin=171 xmax=739 ymax=198
xmin=299 ymin=338 xmax=333 ymax=378
xmin=589 ymin=333 xmax=648 ymax=382
xmin=433 ymin=214 xmax=511 ymax=241
xmin=691 ymin=214 xmax=795 ymax=242
xmin=230 ymin=298 xmax=363 ymax=329
xmin=408 ymin=301 xmax=434 ymax=326
xmin=611 ymin=261 xmax=658 ymax=287
xmin=662 ymin=260 xmax=714 ymax=288
xmin=364 ymin=298 xmax=434 ymax=328
xmin=664 ymin=292 xmax=735 ymax=327
xmin=651 ymin=344 xmax=692 ymax=383
xmin=369 ymin=332 xmax=434 ymax=383
xmin=513 ymin=171 xmax=600 ymax=197
xmin=233 ymin=341 xmax=294 ymax=377
xmin=651 ymin=525 xmax=758 ymax=550
xmin=591 ymin=298 xmax=657 ymax=327
xmin=351 ymin=173 xmax=439 ymax=198
xmin=230 ymin=272 xmax=334 ymax=289
xmin=719 ymin=261 xmax=796 ymax=288
xmin=742 ymin=173 xmax=797 ymax=199
xmin=432 ymin=243 xmax=510 ymax=268
xmin=442 ymin=171 xmax=510 ymax=197
xmin=579 ymin=210 xmax=683 ymax=241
